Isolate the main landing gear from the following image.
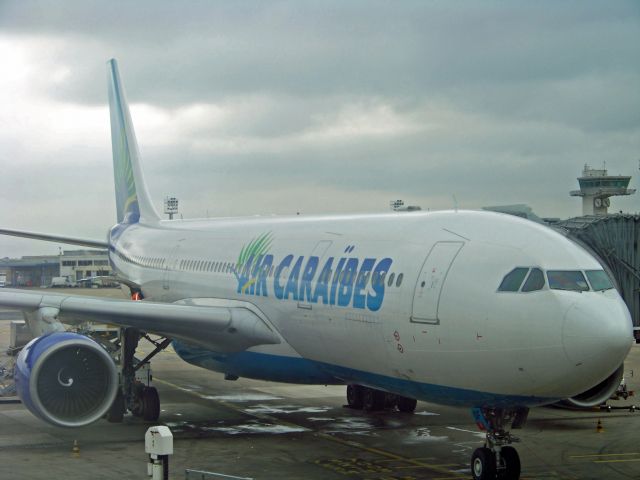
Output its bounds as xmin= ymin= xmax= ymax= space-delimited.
xmin=106 ymin=327 xmax=171 ymax=423
xmin=470 ymin=407 xmax=529 ymax=480
xmin=346 ymin=384 xmax=418 ymax=413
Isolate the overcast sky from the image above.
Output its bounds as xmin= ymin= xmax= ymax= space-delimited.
xmin=1 ymin=1 xmax=639 ymax=257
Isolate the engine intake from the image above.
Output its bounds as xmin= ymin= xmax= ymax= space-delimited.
xmin=561 ymin=363 xmax=624 ymax=408
xmin=15 ymin=332 xmax=118 ymax=427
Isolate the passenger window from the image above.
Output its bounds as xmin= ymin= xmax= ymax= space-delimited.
xmin=522 ymin=268 xmax=545 ymax=292
xmin=396 ymin=273 xmax=403 ymax=287
xmin=387 ymin=272 xmax=395 ymax=287
xmin=585 ymin=270 xmax=613 ymax=291
xmin=498 ymin=268 xmax=529 ymax=292
xmin=547 ymin=270 xmax=590 ymax=292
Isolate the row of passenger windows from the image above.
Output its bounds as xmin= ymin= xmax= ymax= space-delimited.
xmin=180 ymin=259 xmax=234 ymax=274
xmin=177 ymin=258 xmax=405 ymax=289
xmin=116 ymin=251 xmax=165 ymax=268
xmin=498 ymin=267 xmax=613 ymax=293
xmin=115 ymin=250 xmax=406 ymax=288
xmin=116 ymin=250 xmax=166 ymax=269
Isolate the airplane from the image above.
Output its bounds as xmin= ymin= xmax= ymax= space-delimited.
xmin=0 ymin=59 xmax=633 ymax=480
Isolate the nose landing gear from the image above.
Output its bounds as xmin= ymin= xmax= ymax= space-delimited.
xmin=470 ymin=407 xmax=528 ymax=480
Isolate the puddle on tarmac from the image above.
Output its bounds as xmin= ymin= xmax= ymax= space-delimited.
xmin=204 ymin=421 xmax=308 ymax=435
xmin=403 ymin=426 xmax=448 ymax=444
xmin=165 ymin=419 xmax=306 ymax=435
xmin=307 ymin=417 xmax=336 ymax=422
xmin=323 ymin=417 xmax=378 ymax=436
xmin=203 ymin=394 xmax=283 ymax=402
xmin=243 ymin=404 xmax=332 ymax=414
xmin=446 ymin=426 xmax=485 ymax=439
xmin=414 ymin=410 xmax=440 ymax=416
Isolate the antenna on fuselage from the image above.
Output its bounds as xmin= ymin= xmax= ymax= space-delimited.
xmin=452 ymin=194 xmax=458 ymax=212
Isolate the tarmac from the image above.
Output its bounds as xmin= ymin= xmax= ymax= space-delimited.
xmin=0 ymin=288 xmax=639 ymax=480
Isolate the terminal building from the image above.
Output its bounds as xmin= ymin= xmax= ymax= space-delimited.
xmin=0 ymin=255 xmax=59 ymax=287
xmin=59 ymin=250 xmax=112 ymax=282
xmin=0 ymin=249 xmax=112 ymax=287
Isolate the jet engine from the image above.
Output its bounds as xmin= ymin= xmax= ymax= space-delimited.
xmin=15 ymin=332 xmax=118 ymax=427
xmin=561 ymin=363 xmax=624 ymax=408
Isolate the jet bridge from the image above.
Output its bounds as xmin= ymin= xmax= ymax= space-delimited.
xmin=555 ymin=214 xmax=640 ymax=341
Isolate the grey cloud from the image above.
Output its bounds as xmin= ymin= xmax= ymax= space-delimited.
xmin=0 ymin=1 xmax=639 ymax=258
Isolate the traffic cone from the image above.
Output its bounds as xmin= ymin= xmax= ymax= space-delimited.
xmin=72 ymin=440 xmax=80 ymax=458
xmin=596 ymin=419 xmax=604 ymax=433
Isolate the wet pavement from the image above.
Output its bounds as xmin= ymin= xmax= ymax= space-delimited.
xmin=0 ymin=291 xmax=639 ymax=479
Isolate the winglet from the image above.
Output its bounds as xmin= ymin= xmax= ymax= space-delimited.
xmin=107 ymin=59 xmax=160 ymax=224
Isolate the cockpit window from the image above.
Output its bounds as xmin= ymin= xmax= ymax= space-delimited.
xmin=498 ymin=267 xmax=529 ymax=292
xmin=522 ymin=268 xmax=545 ymax=292
xmin=585 ymin=270 xmax=614 ymax=291
xmin=547 ymin=270 xmax=589 ymax=292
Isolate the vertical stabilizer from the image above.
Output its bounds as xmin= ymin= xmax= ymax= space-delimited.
xmin=107 ymin=59 xmax=160 ymax=224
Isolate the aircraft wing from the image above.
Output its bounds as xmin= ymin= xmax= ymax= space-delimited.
xmin=0 ymin=288 xmax=280 ymax=352
xmin=0 ymin=227 xmax=108 ymax=249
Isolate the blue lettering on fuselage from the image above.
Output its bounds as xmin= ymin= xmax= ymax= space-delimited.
xmin=236 ymin=250 xmax=393 ymax=312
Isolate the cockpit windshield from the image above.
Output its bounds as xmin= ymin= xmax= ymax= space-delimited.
xmin=547 ymin=270 xmax=589 ymax=292
xmin=498 ymin=268 xmax=529 ymax=292
xmin=585 ymin=270 xmax=614 ymax=291
xmin=498 ymin=267 xmax=545 ymax=292
xmin=499 ymin=268 xmax=613 ymax=293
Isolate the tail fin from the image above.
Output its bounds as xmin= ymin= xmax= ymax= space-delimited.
xmin=107 ymin=59 xmax=160 ymax=224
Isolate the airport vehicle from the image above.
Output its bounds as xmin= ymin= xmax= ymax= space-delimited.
xmin=49 ymin=276 xmax=77 ymax=288
xmin=0 ymin=60 xmax=633 ymax=480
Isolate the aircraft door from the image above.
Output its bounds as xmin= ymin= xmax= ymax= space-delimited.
xmin=411 ymin=241 xmax=464 ymax=324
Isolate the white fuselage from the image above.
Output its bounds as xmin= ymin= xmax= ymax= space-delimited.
xmin=108 ymin=210 xmax=633 ymax=408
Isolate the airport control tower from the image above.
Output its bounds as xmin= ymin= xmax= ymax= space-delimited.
xmin=570 ymin=164 xmax=635 ymax=215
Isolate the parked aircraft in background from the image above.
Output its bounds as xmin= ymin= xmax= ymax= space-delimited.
xmin=0 ymin=60 xmax=632 ymax=480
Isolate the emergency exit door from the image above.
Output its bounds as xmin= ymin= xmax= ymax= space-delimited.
xmin=411 ymin=241 xmax=464 ymax=324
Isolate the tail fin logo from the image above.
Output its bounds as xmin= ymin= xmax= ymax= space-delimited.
xmin=114 ymin=128 xmax=140 ymax=224
xmin=107 ymin=59 xmax=160 ymax=225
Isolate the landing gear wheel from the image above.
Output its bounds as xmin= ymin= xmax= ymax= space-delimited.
xmin=397 ymin=396 xmax=417 ymax=413
xmin=346 ymin=385 xmax=364 ymax=409
xmin=362 ymin=388 xmax=385 ymax=411
xmin=471 ymin=447 xmax=496 ymax=480
xmin=142 ymin=386 xmax=160 ymax=421
xmin=106 ymin=390 xmax=125 ymax=423
xmin=499 ymin=446 xmax=521 ymax=480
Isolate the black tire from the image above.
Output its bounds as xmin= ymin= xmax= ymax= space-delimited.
xmin=499 ymin=446 xmax=520 ymax=480
xmin=362 ymin=387 xmax=385 ymax=411
xmin=397 ymin=396 xmax=417 ymax=413
xmin=142 ymin=386 xmax=161 ymax=422
xmin=471 ymin=447 xmax=496 ymax=480
xmin=346 ymin=385 xmax=364 ymax=409
xmin=106 ymin=390 xmax=125 ymax=423
xmin=131 ymin=396 xmax=144 ymax=417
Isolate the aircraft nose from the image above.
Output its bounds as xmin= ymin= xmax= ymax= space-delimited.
xmin=562 ymin=295 xmax=633 ymax=367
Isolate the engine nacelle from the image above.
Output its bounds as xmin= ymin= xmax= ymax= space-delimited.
xmin=15 ymin=332 xmax=118 ymax=427
xmin=561 ymin=363 xmax=624 ymax=408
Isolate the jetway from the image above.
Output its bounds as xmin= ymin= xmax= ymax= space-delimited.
xmin=555 ymin=214 xmax=640 ymax=341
